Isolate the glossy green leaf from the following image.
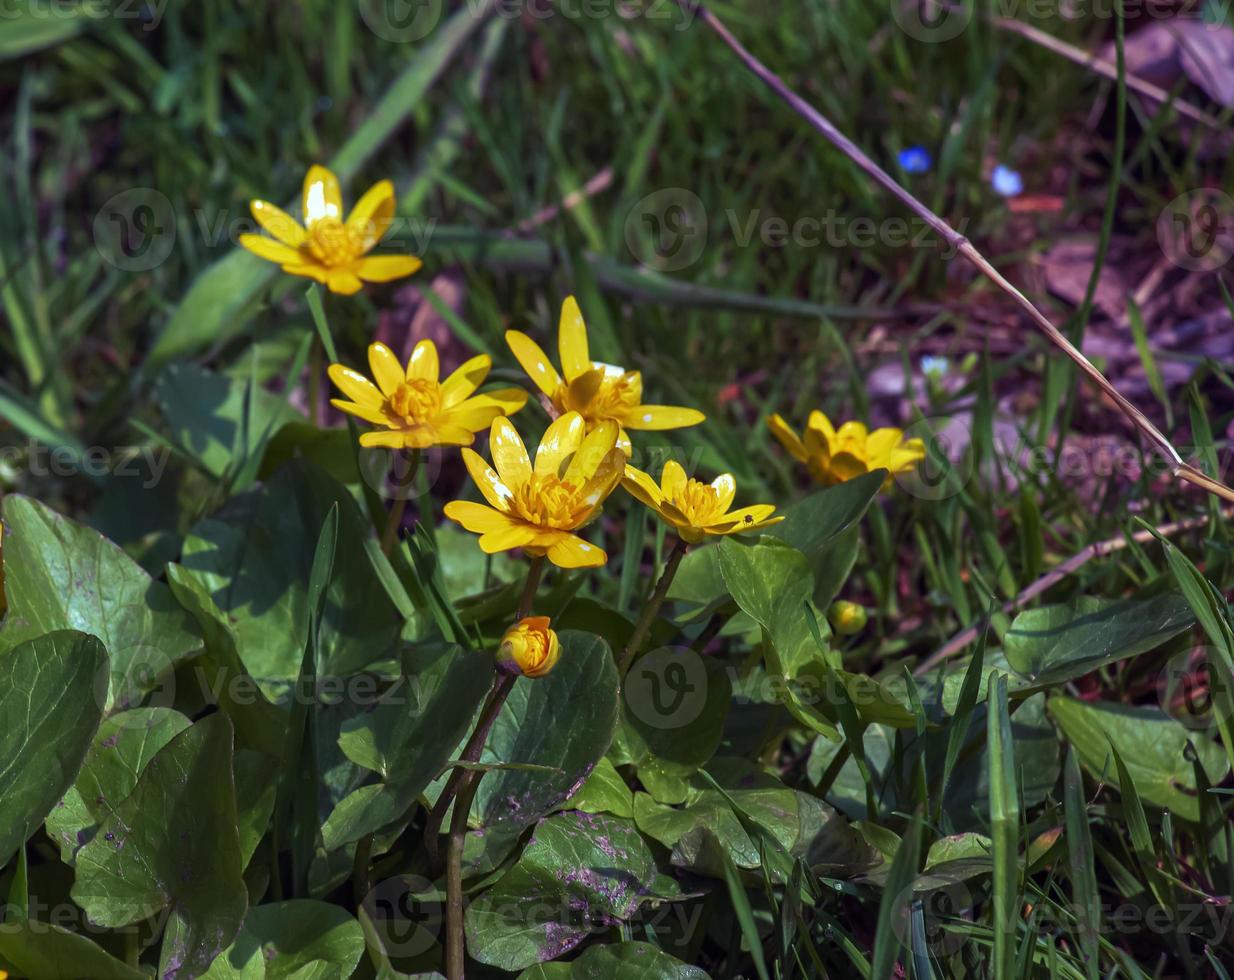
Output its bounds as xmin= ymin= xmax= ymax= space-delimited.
xmin=465 ymin=812 xmax=657 ymax=970
xmin=323 ymin=643 xmax=492 ymax=849
xmin=517 ymin=941 xmax=708 ymax=979
xmin=72 ymin=713 xmax=247 ymax=980
xmin=45 ymin=707 xmax=191 ymax=865
xmin=154 ymin=362 xmax=300 ymax=481
xmin=473 ymin=631 xmax=619 ymax=833
xmin=0 ymin=920 xmax=145 ymax=980
xmin=0 ymin=495 xmax=203 ymax=709
xmin=177 ymin=460 xmax=401 ymax=696
xmin=1049 ymin=697 xmax=1230 ymax=822
xmin=202 ymin=900 xmax=365 ymax=979
xmin=1004 ymin=594 xmax=1194 ymax=686
xmin=0 ymin=631 xmax=107 ymax=867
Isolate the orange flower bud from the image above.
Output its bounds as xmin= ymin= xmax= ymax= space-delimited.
xmin=497 ymin=616 xmax=561 ymax=679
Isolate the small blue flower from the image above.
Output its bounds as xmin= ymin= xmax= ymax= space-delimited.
xmin=898 ymin=146 xmax=933 ymax=175
xmin=992 ymin=164 xmax=1024 ymax=197
xmin=921 ymin=355 xmax=950 ymax=378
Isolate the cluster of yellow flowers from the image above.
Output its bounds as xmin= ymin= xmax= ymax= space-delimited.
xmin=243 ymin=167 xmax=927 ymax=673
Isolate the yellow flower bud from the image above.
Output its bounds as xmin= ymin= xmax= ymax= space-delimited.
xmin=497 ymin=616 xmax=561 ymax=679
xmin=828 ymin=600 xmax=868 ymax=636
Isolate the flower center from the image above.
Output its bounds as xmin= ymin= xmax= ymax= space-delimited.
xmin=587 ymin=372 xmax=641 ymax=420
xmin=512 ymin=474 xmax=587 ymax=529
xmin=672 ymin=480 xmax=724 ymax=525
xmin=388 ymin=379 xmax=441 ymax=425
xmin=306 ymin=217 xmax=363 ymax=267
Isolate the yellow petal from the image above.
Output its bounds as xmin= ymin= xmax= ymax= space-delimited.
xmin=462 ymin=448 xmax=514 ymax=511
xmin=490 ymin=417 xmax=532 ymax=488
xmin=828 ymin=451 xmax=870 ymax=483
xmin=240 ymin=233 xmax=303 ymax=266
xmin=330 ymin=398 xmax=390 ymax=427
xmin=806 ymin=410 xmax=837 ymax=444
xmin=303 ymin=164 xmax=343 ymax=224
xmin=443 ymin=389 xmax=528 ymax=432
xmin=767 ymin=414 xmax=808 ymax=463
xmin=406 ymin=339 xmax=439 ymax=383
xmin=506 ymin=330 xmax=563 ymax=398
xmin=479 ymin=523 xmax=540 ymax=554
xmin=355 ymin=255 xmax=422 ymax=283
xmin=280 ymin=262 xmax=329 ymax=284
xmin=439 ymin=355 xmax=492 ymax=407
xmin=443 ymin=500 xmax=515 ymax=535
xmin=328 ymin=364 xmax=386 ymax=409
xmin=866 ymin=428 xmax=904 ymax=465
xmin=347 ymin=179 xmax=396 ymax=252
xmin=546 ymin=533 xmax=607 ymax=569
xmin=250 ymin=200 xmax=306 ymax=247
xmin=621 ymin=465 xmax=665 ymax=510
xmin=326 ymin=269 xmax=363 ymax=295
xmin=534 ymin=412 xmax=586 ymax=478
xmin=558 ymin=295 xmax=591 ymax=382
xmin=710 ymin=474 xmax=737 ymax=511
xmin=622 ymin=404 xmax=706 ymax=431
xmin=368 ymin=343 xmax=405 ymax=397
xmin=359 ymin=430 xmax=411 ymax=449
xmin=564 ymin=368 xmax=606 ymax=413
xmin=428 ymin=424 xmax=477 ymax=447
xmin=660 ymin=459 xmax=688 ymax=500
xmin=708 ymin=504 xmax=778 ymax=528
xmin=835 ymin=421 xmax=869 ymax=447
xmin=710 ymin=514 xmax=786 ymax=537
xmin=564 ymin=419 xmax=619 ymax=486
xmin=577 ymin=447 xmax=625 ymax=514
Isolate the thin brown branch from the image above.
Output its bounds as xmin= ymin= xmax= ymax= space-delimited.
xmin=914 ymin=509 xmax=1232 ymax=676
xmin=991 ymin=16 xmax=1226 ymax=132
xmin=683 ymin=2 xmax=1234 ymax=505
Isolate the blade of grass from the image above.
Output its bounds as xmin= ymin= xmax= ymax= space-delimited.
xmin=987 ymin=673 xmax=1019 ymax=980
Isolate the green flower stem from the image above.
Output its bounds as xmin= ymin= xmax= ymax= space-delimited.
xmin=380 ymin=449 xmax=421 ymax=555
xmin=618 ymin=537 xmax=688 ymax=678
xmin=441 ymin=556 xmax=544 ymax=979
xmin=426 ymin=557 xmax=545 ymax=860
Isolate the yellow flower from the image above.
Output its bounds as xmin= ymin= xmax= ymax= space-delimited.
xmin=767 ymin=411 xmax=925 ymax=488
xmin=498 ymin=616 xmax=561 ymax=678
xmin=622 ymin=460 xmax=784 ymax=544
xmin=443 ymin=413 xmax=624 ymax=568
xmin=328 ymin=340 xmax=528 ymax=450
xmin=239 ymin=164 xmax=421 ymax=295
xmin=505 ymin=296 xmax=705 ymax=450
